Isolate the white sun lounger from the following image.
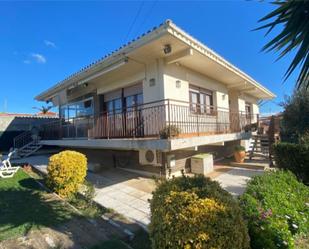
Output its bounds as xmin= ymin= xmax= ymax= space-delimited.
xmin=0 ymin=150 xmax=19 ymax=178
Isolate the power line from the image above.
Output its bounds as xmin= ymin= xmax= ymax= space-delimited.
xmin=124 ymin=1 xmax=145 ymax=43
xmin=133 ymin=0 xmax=158 ymax=38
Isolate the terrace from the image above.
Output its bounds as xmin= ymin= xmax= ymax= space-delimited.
xmin=40 ymin=99 xmax=258 ymax=141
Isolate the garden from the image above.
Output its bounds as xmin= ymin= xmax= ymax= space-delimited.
xmin=145 ymin=89 xmax=309 ymax=249
xmin=1 ymin=90 xmax=309 ymax=249
xmin=0 ymin=151 xmax=149 ymax=249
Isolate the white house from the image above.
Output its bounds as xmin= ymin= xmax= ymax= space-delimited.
xmin=34 ymin=20 xmax=275 ymax=177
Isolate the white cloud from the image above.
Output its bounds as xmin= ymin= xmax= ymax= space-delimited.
xmin=44 ymin=40 xmax=56 ymax=48
xmin=23 ymin=60 xmax=31 ymax=64
xmin=31 ymin=53 xmax=46 ymax=64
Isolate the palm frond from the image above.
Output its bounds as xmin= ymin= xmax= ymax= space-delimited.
xmin=257 ymin=0 xmax=309 ymax=89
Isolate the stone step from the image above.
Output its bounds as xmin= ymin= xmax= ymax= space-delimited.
xmin=230 ymin=161 xmax=269 ymax=170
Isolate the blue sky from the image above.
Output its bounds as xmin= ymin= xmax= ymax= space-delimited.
xmin=0 ymin=1 xmax=300 ymax=114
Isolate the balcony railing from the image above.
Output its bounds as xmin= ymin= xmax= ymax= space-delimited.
xmin=40 ymin=99 xmax=258 ymax=140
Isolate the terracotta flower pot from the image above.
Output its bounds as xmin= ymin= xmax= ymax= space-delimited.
xmin=234 ymin=151 xmax=246 ymax=163
xmin=23 ymin=164 xmax=32 ymax=172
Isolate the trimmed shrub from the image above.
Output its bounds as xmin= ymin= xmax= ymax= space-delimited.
xmin=273 ymin=142 xmax=309 ymax=184
xmin=47 ymin=150 xmax=87 ymax=198
xmin=240 ymin=170 xmax=309 ymax=249
xmin=149 ymin=175 xmax=250 ymax=249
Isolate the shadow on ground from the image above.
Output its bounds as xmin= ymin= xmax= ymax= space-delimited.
xmin=0 ymin=178 xmax=75 ymax=240
xmin=0 ymin=171 xmax=126 ymax=249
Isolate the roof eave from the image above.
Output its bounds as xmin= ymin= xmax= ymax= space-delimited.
xmin=35 ymin=22 xmax=170 ymax=101
xmin=165 ymin=21 xmax=276 ymax=100
xmin=35 ymin=19 xmax=276 ymax=102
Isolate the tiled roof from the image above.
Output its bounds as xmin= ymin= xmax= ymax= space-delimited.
xmin=36 ymin=19 xmax=275 ymax=100
xmin=45 ymin=21 xmax=167 ymax=94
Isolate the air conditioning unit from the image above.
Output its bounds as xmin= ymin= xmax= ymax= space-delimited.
xmin=139 ymin=149 xmax=159 ymax=166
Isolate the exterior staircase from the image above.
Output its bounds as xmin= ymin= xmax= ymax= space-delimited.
xmin=248 ymin=135 xmax=270 ymax=160
xmin=13 ymin=131 xmax=42 ymax=158
xmin=248 ymin=134 xmax=276 ymax=167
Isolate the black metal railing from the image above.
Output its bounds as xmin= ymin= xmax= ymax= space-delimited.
xmin=40 ymin=99 xmax=259 ymax=140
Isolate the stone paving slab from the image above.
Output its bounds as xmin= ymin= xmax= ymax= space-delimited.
xmin=87 ymin=170 xmax=153 ymax=229
xmin=12 ymin=155 xmax=264 ymax=229
xmin=214 ymin=167 xmax=263 ymax=196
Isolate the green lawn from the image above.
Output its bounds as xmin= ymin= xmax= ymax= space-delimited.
xmin=0 ymin=169 xmax=152 ymax=249
xmin=0 ymin=170 xmax=76 ymax=241
xmin=92 ymin=229 xmax=151 ymax=249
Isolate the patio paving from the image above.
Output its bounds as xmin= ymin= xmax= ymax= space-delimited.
xmin=87 ymin=168 xmax=155 ymax=230
xmin=214 ymin=167 xmax=263 ymax=196
xmin=12 ymin=155 xmax=264 ymax=229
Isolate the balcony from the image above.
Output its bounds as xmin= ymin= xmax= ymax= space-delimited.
xmin=40 ymin=99 xmax=258 ymax=141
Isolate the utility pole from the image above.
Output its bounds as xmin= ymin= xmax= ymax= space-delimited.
xmin=3 ymin=98 xmax=7 ymax=113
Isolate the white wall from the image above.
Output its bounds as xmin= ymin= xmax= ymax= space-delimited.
xmin=163 ymin=64 xmax=229 ymax=110
xmin=94 ymin=58 xmax=166 ymax=105
xmin=143 ymin=59 xmax=165 ymax=103
xmin=96 ymin=71 xmax=145 ymax=95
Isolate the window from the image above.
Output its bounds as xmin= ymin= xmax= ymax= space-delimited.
xmin=245 ymin=102 xmax=251 ymax=117
xmin=189 ymin=86 xmax=213 ymax=114
xmin=125 ymin=93 xmax=143 ymax=111
xmin=60 ymin=97 xmax=94 ymax=120
xmin=190 ymin=91 xmax=199 ymax=113
xmin=105 ymin=98 xmax=122 ymax=114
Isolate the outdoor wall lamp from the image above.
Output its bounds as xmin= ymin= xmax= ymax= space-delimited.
xmin=149 ymin=78 xmax=156 ymax=87
xmin=176 ymin=80 xmax=181 ymax=88
xmin=163 ymin=44 xmax=172 ymax=54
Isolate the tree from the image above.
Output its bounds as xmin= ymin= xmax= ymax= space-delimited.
xmin=257 ymin=1 xmax=309 ymax=89
xmin=33 ymin=105 xmax=52 ymax=114
xmin=280 ymin=87 xmax=309 ymax=142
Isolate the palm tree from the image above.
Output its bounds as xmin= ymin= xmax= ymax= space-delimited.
xmin=256 ymin=0 xmax=309 ymax=89
xmin=33 ymin=106 xmax=53 ymax=114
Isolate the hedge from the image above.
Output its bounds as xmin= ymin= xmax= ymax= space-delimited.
xmin=47 ymin=150 xmax=87 ymax=198
xmin=149 ymin=175 xmax=250 ymax=249
xmin=273 ymin=142 xmax=309 ymax=184
xmin=240 ymin=170 xmax=309 ymax=249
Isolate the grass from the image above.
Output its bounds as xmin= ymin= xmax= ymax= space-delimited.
xmin=91 ymin=229 xmax=151 ymax=249
xmin=0 ymin=169 xmax=152 ymax=249
xmin=91 ymin=239 xmax=132 ymax=249
xmin=0 ymin=170 xmax=76 ymax=241
xmin=129 ymin=229 xmax=151 ymax=249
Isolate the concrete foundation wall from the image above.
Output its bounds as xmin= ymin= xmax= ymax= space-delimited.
xmin=166 ymin=140 xmax=241 ymax=175
xmin=73 ymin=148 xmax=164 ymax=176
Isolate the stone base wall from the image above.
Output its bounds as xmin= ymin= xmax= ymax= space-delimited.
xmin=165 ymin=140 xmax=241 ymax=176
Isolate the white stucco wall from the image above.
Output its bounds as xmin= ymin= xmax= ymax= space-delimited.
xmin=94 ymin=59 xmax=166 ymax=105
xmin=143 ymin=59 xmax=165 ymax=103
xmin=96 ymin=71 xmax=145 ymax=95
xmin=163 ymin=64 xmax=229 ymax=110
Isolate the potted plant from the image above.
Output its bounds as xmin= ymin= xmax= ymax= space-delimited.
xmin=234 ymin=145 xmax=246 ymax=163
xmin=159 ymin=125 xmax=181 ymax=139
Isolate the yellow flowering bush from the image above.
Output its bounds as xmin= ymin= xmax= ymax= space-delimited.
xmin=149 ymin=175 xmax=250 ymax=249
xmin=47 ymin=150 xmax=87 ymax=198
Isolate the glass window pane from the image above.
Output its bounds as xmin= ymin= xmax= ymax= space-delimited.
xmin=107 ymin=101 xmax=113 ymax=114
xmin=136 ymin=94 xmax=143 ymax=106
xmin=126 ymin=96 xmax=134 ymax=111
xmin=205 ymin=95 xmax=212 ymax=114
xmin=200 ymin=94 xmax=205 ymax=113
xmin=114 ymin=98 xmax=122 ymax=114
xmin=68 ymin=104 xmax=76 ymax=120
xmin=190 ymin=92 xmax=198 ymax=113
